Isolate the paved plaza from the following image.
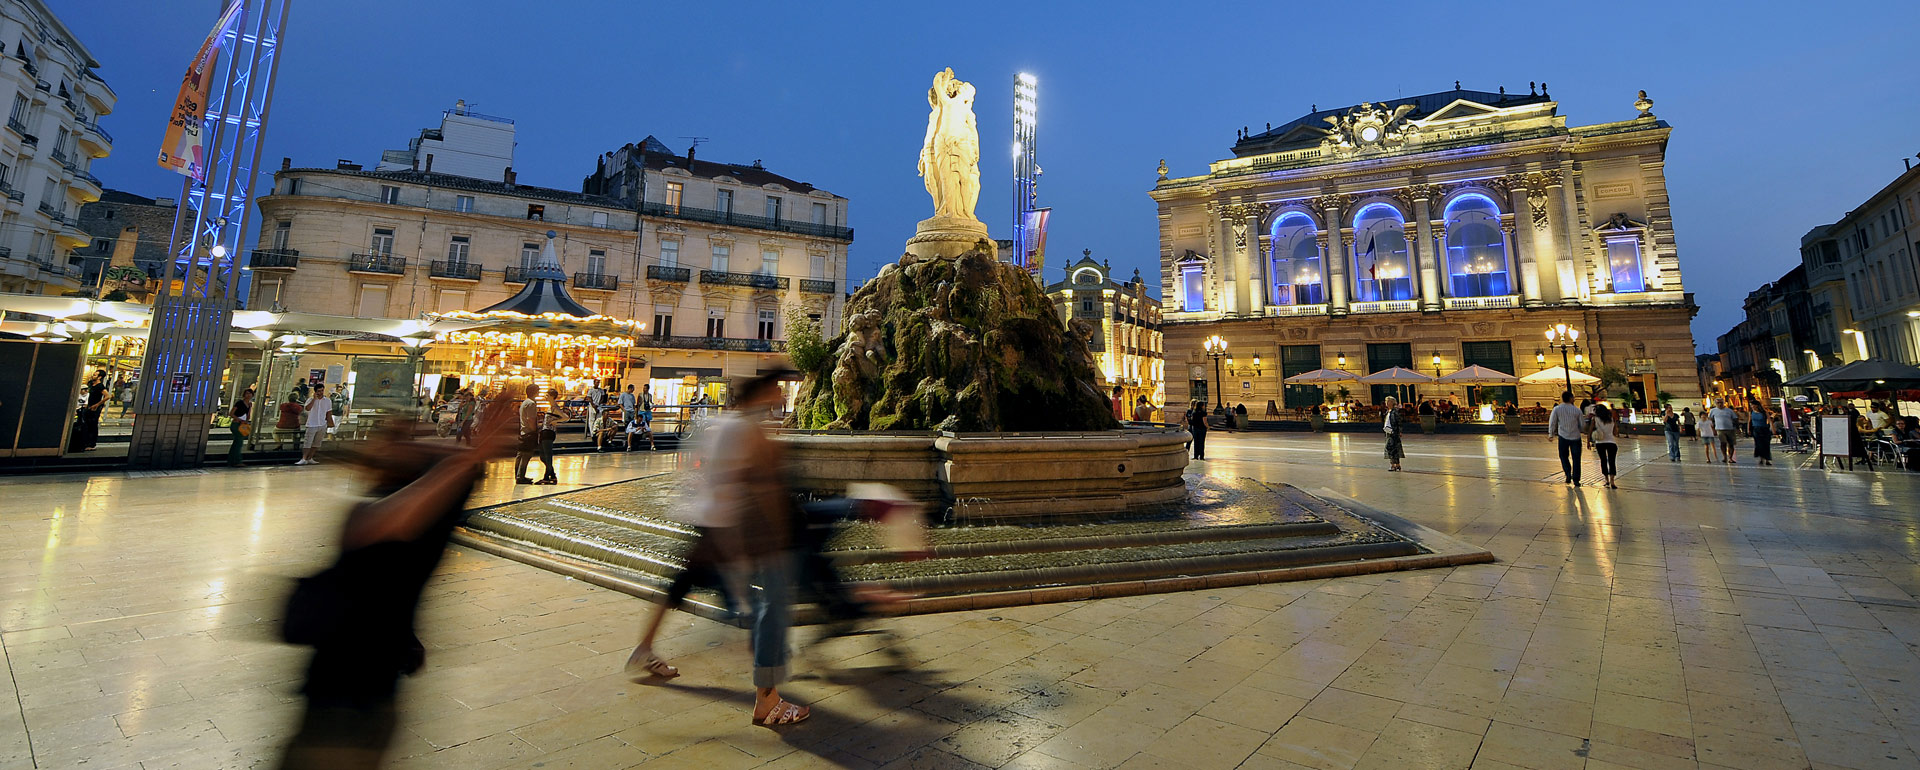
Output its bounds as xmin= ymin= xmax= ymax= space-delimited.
xmin=1 ymin=432 xmax=1917 ymax=769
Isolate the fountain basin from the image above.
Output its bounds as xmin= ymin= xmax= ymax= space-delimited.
xmin=778 ymin=426 xmax=1191 ymax=521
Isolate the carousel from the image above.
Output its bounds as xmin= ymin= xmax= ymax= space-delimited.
xmin=428 ymin=231 xmax=643 ymax=398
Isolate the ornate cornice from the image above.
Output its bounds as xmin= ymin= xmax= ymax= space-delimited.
xmin=1221 ymin=202 xmax=1266 ymax=221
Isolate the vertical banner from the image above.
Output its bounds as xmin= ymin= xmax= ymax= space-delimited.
xmin=158 ymin=1 xmax=244 ymax=180
xmin=1022 ymin=207 xmax=1051 ymax=275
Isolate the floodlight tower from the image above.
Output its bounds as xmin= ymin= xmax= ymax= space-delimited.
xmin=1011 ymin=72 xmax=1038 ymax=275
xmin=133 ymin=0 xmax=293 ymax=468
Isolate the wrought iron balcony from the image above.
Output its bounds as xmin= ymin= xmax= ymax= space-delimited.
xmin=346 ymin=253 xmax=406 ymax=275
xmin=643 ymin=335 xmax=787 ymax=353
xmin=700 ymin=269 xmax=788 ymax=290
xmin=503 ymin=266 xmax=530 ymax=284
xmin=248 ymin=249 xmax=299 ymax=269
xmin=572 ymin=272 xmax=619 ymax=291
xmin=37 ymin=201 xmax=62 ymax=222
xmin=79 ymin=118 xmax=112 ymax=144
xmin=430 ymin=260 xmax=481 ymax=281
xmin=640 ymin=201 xmax=853 ymax=241
xmin=4 ymin=117 xmax=25 ymax=136
xmin=33 ymin=79 xmax=48 ymax=93
xmin=73 ymin=169 xmax=100 ymax=189
xmin=0 ymin=183 xmax=21 ymax=202
xmin=646 ymin=264 xmax=690 ymax=282
xmin=799 ymin=278 xmax=837 ymax=294
xmin=49 ymin=147 xmax=67 ymax=164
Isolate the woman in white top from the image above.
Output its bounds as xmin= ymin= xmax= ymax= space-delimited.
xmin=1696 ymin=404 xmax=1718 ymax=463
xmin=1592 ymin=402 xmax=1621 ymax=488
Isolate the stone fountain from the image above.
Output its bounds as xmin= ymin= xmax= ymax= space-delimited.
xmin=780 ymin=67 xmax=1188 ymax=521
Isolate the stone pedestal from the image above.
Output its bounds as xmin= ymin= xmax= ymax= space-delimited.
xmin=905 ymin=216 xmax=997 ymax=261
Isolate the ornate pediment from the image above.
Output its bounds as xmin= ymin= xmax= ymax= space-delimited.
xmin=655 ymin=223 xmax=687 ymax=235
xmin=806 ymin=240 xmax=834 ymax=255
xmin=1176 ymin=249 xmax=1209 ymax=266
xmin=647 ymin=281 xmax=686 ymax=305
xmin=1422 ymin=99 xmax=1499 ymax=122
xmin=706 ymin=232 xmax=736 ymax=246
xmin=1594 ymin=212 xmax=1649 ymax=233
xmin=1321 ymin=102 xmax=1419 ymax=156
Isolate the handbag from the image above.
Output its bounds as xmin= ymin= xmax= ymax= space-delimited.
xmin=235 ymin=420 xmax=253 ymax=437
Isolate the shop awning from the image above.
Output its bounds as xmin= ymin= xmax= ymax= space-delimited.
xmin=1282 ymin=368 xmax=1360 ymax=384
xmin=1519 ymin=366 xmax=1601 ymax=385
xmin=1434 ymin=365 xmax=1518 ymax=384
xmin=1360 ymin=367 xmax=1436 ymax=384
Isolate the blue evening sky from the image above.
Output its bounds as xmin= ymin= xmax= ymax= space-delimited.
xmin=65 ymin=0 xmax=1920 ymax=350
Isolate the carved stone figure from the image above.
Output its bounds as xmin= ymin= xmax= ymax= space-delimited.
xmin=826 ymin=309 xmax=887 ymax=429
xmin=918 ymin=68 xmax=981 ymax=222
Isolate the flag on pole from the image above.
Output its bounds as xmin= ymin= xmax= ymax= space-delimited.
xmin=158 ymin=1 xmax=244 ymax=181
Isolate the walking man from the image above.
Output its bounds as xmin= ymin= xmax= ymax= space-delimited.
xmin=1548 ymin=390 xmax=1586 ymax=486
xmin=296 ymin=384 xmax=334 ymax=466
xmin=1709 ymin=399 xmax=1739 ymax=464
xmin=1662 ymin=405 xmax=1682 ymax=461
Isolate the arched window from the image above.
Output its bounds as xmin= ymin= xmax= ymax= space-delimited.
xmin=1268 ymin=212 xmax=1323 ymax=305
xmin=1352 ymin=204 xmax=1412 ymax=302
xmin=1444 ymin=194 xmax=1510 ymax=298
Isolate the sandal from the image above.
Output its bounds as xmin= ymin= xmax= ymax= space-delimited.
xmin=623 ymin=648 xmax=680 ymax=678
xmin=754 ymin=698 xmax=810 ymax=726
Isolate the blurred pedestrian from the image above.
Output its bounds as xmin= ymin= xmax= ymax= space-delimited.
xmin=296 ymin=384 xmax=333 ymax=466
xmin=1753 ymin=407 xmax=1775 ymax=465
xmin=71 ymin=369 xmax=107 ymax=452
xmin=1662 ymin=405 xmax=1681 ymax=461
xmin=1548 ymin=391 xmax=1585 ymax=487
xmin=1132 ymin=395 xmax=1152 ymax=422
xmin=630 ymin=372 xmax=810 ymax=725
xmin=118 ymin=379 xmax=136 ymax=417
xmin=1110 ymin=385 xmax=1125 ymax=421
xmin=1892 ymin=416 xmax=1920 ymax=471
xmin=513 ymin=383 xmax=557 ymax=484
xmin=278 ymin=390 xmax=303 ymax=430
xmin=228 ymin=387 xmax=253 ymax=467
xmin=1592 ymin=402 xmax=1619 ymax=488
xmin=275 ymin=403 xmax=514 ymax=768
xmin=453 ymin=389 xmax=477 ymax=446
xmin=1382 ymin=396 xmax=1405 ymax=471
xmin=1186 ymin=400 xmax=1208 ymax=460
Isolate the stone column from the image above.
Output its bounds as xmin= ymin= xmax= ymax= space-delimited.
xmin=1204 ymin=203 xmax=1233 ymax=314
xmin=1533 ymin=170 xmax=1574 ymax=303
xmin=1314 ymin=194 xmax=1351 ymax=314
xmin=1502 ymin=178 xmax=1544 ymax=307
xmin=1242 ymin=206 xmax=1266 ymax=314
xmin=1557 ymin=160 xmax=1588 ymax=302
xmin=1500 ymin=219 xmax=1520 ymax=303
xmin=1410 ymin=190 xmax=1440 ymax=311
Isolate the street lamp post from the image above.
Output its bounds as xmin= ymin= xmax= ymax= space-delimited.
xmin=1544 ymin=323 xmax=1582 ymax=398
xmin=1203 ymin=334 xmax=1228 ymax=413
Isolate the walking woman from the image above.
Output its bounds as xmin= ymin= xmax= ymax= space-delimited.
xmin=1753 ymin=408 xmax=1775 ymax=465
xmin=228 ymin=387 xmax=253 ymax=467
xmin=1382 ymin=396 xmax=1405 ymax=471
xmin=1592 ymin=402 xmax=1620 ymax=488
xmin=1186 ymin=400 xmax=1209 ymax=460
xmin=1698 ymin=405 xmax=1719 ymax=463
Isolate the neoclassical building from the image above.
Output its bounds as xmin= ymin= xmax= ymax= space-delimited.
xmin=1152 ymin=85 xmax=1700 ymax=412
xmin=1043 ymin=251 xmax=1165 ymax=412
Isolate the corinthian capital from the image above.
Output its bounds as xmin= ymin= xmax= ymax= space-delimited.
xmin=1311 ymin=192 xmax=1353 ymax=213
xmin=1222 ymin=202 xmax=1267 ymax=221
xmin=1402 ymin=183 xmax=1445 ymax=202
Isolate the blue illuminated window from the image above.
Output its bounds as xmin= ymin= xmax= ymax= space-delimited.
xmin=1268 ymin=212 xmax=1323 ymax=305
xmin=1607 ymin=237 xmax=1645 ymax=293
xmin=1444 ymin=194 xmax=1510 ymax=298
xmin=1181 ymin=264 xmax=1205 ymax=312
xmin=1352 ymin=204 xmax=1412 ymax=302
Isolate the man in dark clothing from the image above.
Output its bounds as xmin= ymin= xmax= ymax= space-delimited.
xmin=277 ymin=405 xmax=513 ymax=768
xmin=1187 ymin=400 xmax=1209 ymax=460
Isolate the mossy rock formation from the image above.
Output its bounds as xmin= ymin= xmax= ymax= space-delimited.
xmin=790 ymin=247 xmax=1118 ymax=432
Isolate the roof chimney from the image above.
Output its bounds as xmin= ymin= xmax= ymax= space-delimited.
xmin=503 ymin=167 xmax=516 ymax=187
xmin=280 ymin=157 xmax=291 ymax=171
xmin=686 ymin=143 xmax=697 ymax=165
xmin=424 ymin=153 xmax=433 ymax=173
xmin=336 ymin=159 xmax=360 ymax=170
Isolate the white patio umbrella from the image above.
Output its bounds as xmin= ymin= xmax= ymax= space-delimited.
xmin=1434 ymin=365 xmax=1518 ymax=384
xmin=1360 ymin=366 xmax=1436 ymax=384
xmin=1282 ymin=368 xmax=1360 ymax=384
xmin=1519 ymin=366 xmax=1600 ymax=385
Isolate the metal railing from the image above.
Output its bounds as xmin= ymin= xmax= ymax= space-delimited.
xmin=1442 ymin=295 xmax=1518 ymax=311
xmin=37 ymin=201 xmax=62 ymax=221
xmin=799 ymin=278 xmax=837 ymax=294
xmin=346 ymin=253 xmax=406 ymax=274
xmin=33 ymin=79 xmax=48 ymax=93
xmin=1350 ymin=300 xmax=1418 ymax=314
xmin=49 ymin=147 xmax=67 ymax=164
xmin=642 ymin=335 xmax=788 ymax=353
xmin=640 ymin=200 xmax=853 ymax=240
xmin=79 ymin=118 xmax=112 ymax=144
xmin=700 ymin=269 xmax=788 ymax=290
xmin=430 ymin=260 xmax=481 ymax=280
xmin=248 ymin=249 xmax=299 ymax=269
xmin=646 ymin=264 xmax=690 ymax=282
xmin=503 ymin=266 xmax=530 ymax=284
xmin=73 ymin=169 xmax=100 ymax=188
xmin=4 ymin=117 xmax=25 ymax=136
xmin=572 ymin=272 xmax=618 ymax=291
